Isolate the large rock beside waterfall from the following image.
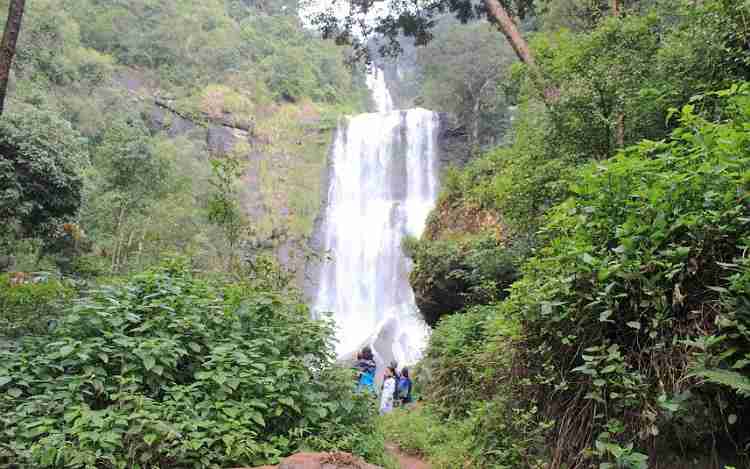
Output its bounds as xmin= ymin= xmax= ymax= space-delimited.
xmin=436 ymin=112 xmax=470 ymax=167
xmin=234 ymin=452 xmax=384 ymax=469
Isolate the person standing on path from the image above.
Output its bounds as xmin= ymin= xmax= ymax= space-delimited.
xmin=380 ymin=366 xmax=397 ymax=414
xmin=398 ymin=367 xmax=413 ymax=405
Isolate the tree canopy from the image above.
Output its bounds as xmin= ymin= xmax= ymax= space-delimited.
xmin=308 ymin=0 xmax=536 ymax=60
xmin=0 ymin=108 xmax=87 ymax=241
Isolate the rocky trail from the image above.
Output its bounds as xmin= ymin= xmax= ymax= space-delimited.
xmin=237 ymin=448 xmax=430 ymax=469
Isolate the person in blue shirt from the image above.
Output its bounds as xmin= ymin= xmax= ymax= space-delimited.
xmin=397 ymin=367 xmax=413 ymax=405
xmin=355 ymin=347 xmax=376 ymax=393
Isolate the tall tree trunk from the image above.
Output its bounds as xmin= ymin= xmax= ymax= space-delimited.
xmin=484 ymin=0 xmax=562 ymax=104
xmin=0 ymin=0 xmax=26 ymax=115
xmin=484 ymin=0 xmax=534 ymax=67
xmin=470 ymin=96 xmax=481 ymax=153
xmin=612 ymin=0 xmax=621 ymax=17
xmin=612 ymin=0 xmax=625 ymax=147
xmin=615 ymin=112 xmax=625 ymax=148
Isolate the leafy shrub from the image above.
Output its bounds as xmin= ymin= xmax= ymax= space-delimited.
xmin=0 ymin=273 xmax=75 ymax=338
xmin=404 ymin=235 xmax=518 ymax=326
xmin=0 ymin=262 xmax=379 ymax=468
xmin=0 ymin=108 xmax=87 ymax=241
xmin=496 ymin=83 xmax=750 ymax=465
xmin=408 ymin=306 xmax=549 ymax=468
xmin=409 ymin=83 xmax=750 ymax=469
xmin=418 ymin=306 xmax=493 ymax=418
xmin=303 ymin=391 xmax=394 ymax=468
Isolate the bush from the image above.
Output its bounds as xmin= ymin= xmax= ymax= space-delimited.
xmin=408 ymin=83 xmax=750 ymax=469
xmin=0 ymin=262 xmax=380 ymax=468
xmin=404 ymin=235 xmax=518 ymax=327
xmin=497 ymin=83 xmax=750 ymax=465
xmin=303 ymin=391 xmax=394 ymax=468
xmin=405 ymin=306 xmax=549 ymax=469
xmin=0 ymin=273 xmax=75 ymax=338
xmin=0 ymin=108 xmax=87 ymax=241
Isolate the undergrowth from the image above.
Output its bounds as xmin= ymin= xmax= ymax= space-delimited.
xmin=404 ymin=83 xmax=750 ymax=469
xmin=0 ymin=259 xmax=388 ymax=468
xmin=381 ymin=407 xmax=476 ymax=469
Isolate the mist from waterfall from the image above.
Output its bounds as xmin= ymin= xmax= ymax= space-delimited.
xmin=313 ymin=69 xmax=439 ymax=371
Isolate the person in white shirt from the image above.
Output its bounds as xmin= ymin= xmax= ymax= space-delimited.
xmin=380 ymin=366 xmax=396 ymax=415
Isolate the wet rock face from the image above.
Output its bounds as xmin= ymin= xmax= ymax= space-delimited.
xmin=147 ymin=107 xmax=196 ymax=137
xmin=207 ymin=125 xmax=237 ymax=155
xmin=436 ymin=112 xmax=470 ymax=168
xmin=236 ymin=452 xmax=384 ymax=469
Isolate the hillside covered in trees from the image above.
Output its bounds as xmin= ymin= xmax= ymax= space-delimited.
xmin=1 ymin=0 xmax=368 ymax=280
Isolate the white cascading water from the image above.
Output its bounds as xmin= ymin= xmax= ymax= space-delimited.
xmin=314 ymin=68 xmax=438 ymax=373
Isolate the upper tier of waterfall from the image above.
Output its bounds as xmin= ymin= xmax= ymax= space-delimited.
xmin=365 ymin=67 xmax=395 ymax=113
xmin=313 ymin=69 xmax=438 ymax=372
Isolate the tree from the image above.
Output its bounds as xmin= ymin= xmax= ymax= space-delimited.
xmin=419 ymin=22 xmax=515 ymax=150
xmin=310 ymin=0 xmax=536 ymax=65
xmin=83 ymin=119 xmax=171 ymax=272
xmin=207 ymin=155 xmax=247 ymax=271
xmin=309 ymin=0 xmax=554 ymax=103
xmin=484 ymin=0 xmax=534 ymax=66
xmin=0 ymin=0 xmax=25 ymax=114
xmin=0 ymin=108 xmax=86 ymax=242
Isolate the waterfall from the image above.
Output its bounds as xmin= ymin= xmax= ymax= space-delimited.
xmin=313 ymin=69 xmax=439 ymax=373
xmin=365 ymin=67 xmax=394 ymax=113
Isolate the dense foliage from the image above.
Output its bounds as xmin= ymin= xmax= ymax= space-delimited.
xmin=0 ymin=262 xmax=385 ymax=468
xmin=505 ymin=85 xmax=750 ymax=466
xmin=0 ymin=3 xmax=386 ymax=467
xmin=0 ymin=108 xmax=87 ymax=242
xmin=417 ymin=21 xmax=516 ymax=150
xmin=392 ymin=82 xmax=750 ymax=469
xmin=0 ymin=273 xmax=75 ymax=338
xmin=387 ymin=1 xmax=750 ymax=468
xmin=404 ymin=234 xmax=518 ymax=326
xmin=1 ymin=0 xmax=366 ymax=277
xmin=2 ymin=0 xmax=749 ymax=467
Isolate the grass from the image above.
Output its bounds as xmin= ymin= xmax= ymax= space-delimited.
xmin=380 ymin=405 xmax=477 ymax=469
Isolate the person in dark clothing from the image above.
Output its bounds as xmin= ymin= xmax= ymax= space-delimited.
xmin=397 ymin=367 xmax=413 ymax=405
xmin=355 ymin=347 xmax=376 ymax=392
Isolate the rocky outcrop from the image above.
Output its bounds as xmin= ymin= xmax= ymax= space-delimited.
xmin=436 ymin=112 xmax=470 ymax=168
xmin=234 ymin=452 xmax=383 ymax=469
xmin=154 ymin=97 xmax=254 ymax=133
xmin=147 ymin=106 xmax=196 ymax=137
xmin=152 ymin=97 xmax=253 ymax=156
xmin=207 ymin=125 xmax=238 ymax=155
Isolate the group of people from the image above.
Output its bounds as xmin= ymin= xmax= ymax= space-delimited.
xmin=354 ymin=347 xmax=413 ymax=415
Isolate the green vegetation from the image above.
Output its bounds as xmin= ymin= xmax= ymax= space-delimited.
xmin=382 ymin=407 xmax=476 ymax=469
xmin=1 ymin=0 xmax=367 ymax=278
xmin=404 ymin=234 xmax=519 ymax=327
xmin=0 ymin=272 xmax=75 ymax=338
xmin=383 ymin=1 xmax=750 ymax=468
xmin=0 ymin=108 xmax=87 ymax=243
xmin=0 ymin=1 xmax=387 ymax=467
xmin=0 ymin=261 xmax=388 ymax=467
xmin=417 ymin=21 xmax=516 ymax=151
xmin=2 ymin=0 xmax=750 ymax=467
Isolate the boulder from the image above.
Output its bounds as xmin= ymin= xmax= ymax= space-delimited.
xmin=207 ymin=125 xmax=237 ymax=155
xmin=234 ymin=452 xmax=383 ymax=469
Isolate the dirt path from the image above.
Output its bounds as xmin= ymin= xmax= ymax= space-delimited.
xmin=385 ymin=443 xmax=430 ymax=469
